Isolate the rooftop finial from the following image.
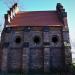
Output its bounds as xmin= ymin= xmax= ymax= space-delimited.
xmin=56 ymin=3 xmax=67 ymax=25
xmin=4 ymin=2 xmax=19 ymax=27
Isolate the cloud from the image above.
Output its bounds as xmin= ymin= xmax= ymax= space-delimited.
xmin=70 ymin=31 xmax=75 ymax=49
xmin=69 ymin=30 xmax=75 ymax=58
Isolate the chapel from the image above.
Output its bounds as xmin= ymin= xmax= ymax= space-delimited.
xmin=0 ymin=3 xmax=72 ymax=72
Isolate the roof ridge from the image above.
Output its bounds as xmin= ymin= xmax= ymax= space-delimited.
xmin=18 ymin=10 xmax=56 ymax=13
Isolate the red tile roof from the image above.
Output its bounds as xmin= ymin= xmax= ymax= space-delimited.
xmin=9 ymin=11 xmax=63 ymax=27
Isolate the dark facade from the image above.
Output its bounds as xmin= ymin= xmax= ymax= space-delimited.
xmin=0 ymin=3 xmax=72 ymax=72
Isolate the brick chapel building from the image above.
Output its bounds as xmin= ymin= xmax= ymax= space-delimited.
xmin=0 ymin=3 xmax=72 ymax=72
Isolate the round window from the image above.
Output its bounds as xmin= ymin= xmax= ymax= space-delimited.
xmin=33 ymin=36 xmax=41 ymax=44
xmin=15 ymin=36 xmax=21 ymax=44
xmin=52 ymin=35 xmax=58 ymax=43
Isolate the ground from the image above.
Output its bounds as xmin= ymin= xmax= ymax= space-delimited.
xmin=0 ymin=65 xmax=75 ymax=75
